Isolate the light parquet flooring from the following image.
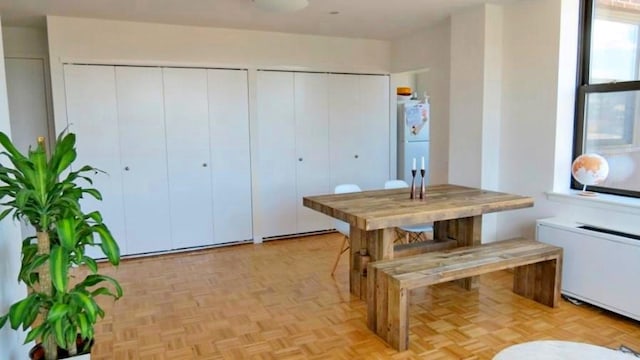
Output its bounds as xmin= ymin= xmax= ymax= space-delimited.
xmin=80 ymin=233 xmax=640 ymax=359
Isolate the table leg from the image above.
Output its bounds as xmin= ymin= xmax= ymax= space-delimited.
xmin=433 ymin=215 xmax=482 ymax=289
xmin=349 ymin=226 xmax=395 ymax=299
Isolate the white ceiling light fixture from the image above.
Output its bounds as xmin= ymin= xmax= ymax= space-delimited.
xmin=252 ymin=0 xmax=309 ymax=12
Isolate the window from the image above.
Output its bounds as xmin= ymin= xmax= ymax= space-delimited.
xmin=575 ymin=0 xmax=640 ymax=196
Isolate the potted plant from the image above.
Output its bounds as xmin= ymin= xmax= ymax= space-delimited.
xmin=0 ymin=132 xmax=122 ymax=359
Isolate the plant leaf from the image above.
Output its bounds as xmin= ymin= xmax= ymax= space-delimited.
xmin=83 ymin=256 xmax=98 ymax=273
xmin=53 ymin=148 xmax=77 ymax=177
xmin=15 ymin=189 xmax=31 ymax=209
xmin=77 ymin=313 xmax=90 ymax=340
xmin=71 ymin=292 xmax=97 ymax=323
xmin=95 ymin=225 xmax=120 ymax=265
xmin=49 ymin=133 xmax=75 ymax=175
xmin=90 ymin=287 xmax=117 ymax=298
xmin=56 ymin=217 xmax=77 ymax=250
xmin=53 ymin=318 xmax=66 ymax=349
xmin=47 ymin=303 xmax=69 ymax=322
xmin=0 ymin=208 xmax=12 ymax=221
xmin=50 ymin=245 xmax=69 ymax=293
xmin=19 ymin=253 xmax=47 ymax=285
xmin=28 ymin=145 xmax=49 ymax=205
xmin=65 ymin=325 xmax=76 ymax=350
xmin=82 ymin=188 xmax=102 ymax=200
xmin=0 ymin=132 xmax=27 ymax=160
xmin=24 ymin=324 xmax=46 ymax=343
xmin=8 ymin=294 xmax=36 ymax=329
xmin=22 ymin=297 xmax=41 ymax=331
xmin=76 ymin=274 xmax=122 ymax=297
xmin=86 ymin=211 xmax=103 ymax=223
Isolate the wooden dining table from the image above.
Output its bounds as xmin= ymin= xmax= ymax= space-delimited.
xmin=303 ymin=184 xmax=534 ymax=299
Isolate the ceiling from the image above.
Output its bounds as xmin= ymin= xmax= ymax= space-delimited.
xmin=0 ymin=0 xmax=518 ymax=40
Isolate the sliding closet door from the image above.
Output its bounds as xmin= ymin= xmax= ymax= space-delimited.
xmin=329 ymin=74 xmax=362 ymax=189
xmin=208 ymin=69 xmax=253 ymax=244
xmin=163 ymin=68 xmax=214 ymax=249
xmin=294 ymin=72 xmax=331 ymax=233
xmin=329 ymin=74 xmax=390 ymax=190
xmin=357 ymin=75 xmax=390 ymax=190
xmin=115 ymin=67 xmax=171 ymax=254
xmin=63 ymin=64 xmax=127 ymax=256
xmin=255 ymin=71 xmax=297 ymax=238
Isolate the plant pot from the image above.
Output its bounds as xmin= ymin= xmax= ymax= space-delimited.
xmin=29 ymin=337 xmax=93 ymax=360
xmin=29 ymin=346 xmax=91 ymax=360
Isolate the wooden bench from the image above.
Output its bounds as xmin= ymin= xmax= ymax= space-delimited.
xmin=366 ymin=238 xmax=562 ymax=351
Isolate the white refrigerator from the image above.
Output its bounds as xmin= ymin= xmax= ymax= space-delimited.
xmin=397 ymin=99 xmax=430 ymax=184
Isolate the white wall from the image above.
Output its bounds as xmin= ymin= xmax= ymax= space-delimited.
xmin=481 ymin=5 xmax=503 ymax=192
xmin=47 ymin=16 xmax=390 ymax=72
xmin=0 ymin=20 xmax=29 ymax=360
xmin=553 ymin=0 xmax=581 ymax=193
xmin=2 ymin=26 xmax=48 ymax=57
xmin=391 ymin=19 xmax=450 ymax=185
xmin=449 ymin=5 xmax=503 ymax=242
xmin=498 ymin=0 xmax=568 ymax=239
xmin=497 ymin=0 xmax=640 ymax=239
xmin=449 ymin=7 xmax=486 ymax=188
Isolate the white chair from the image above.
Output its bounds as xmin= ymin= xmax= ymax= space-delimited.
xmin=331 ymin=184 xmax=362 ymax=276
xmin=384 ymin=180 xmax=433 ymax=244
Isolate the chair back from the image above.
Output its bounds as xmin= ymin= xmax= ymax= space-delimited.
xmin=335 ymin=183 xmax=362 ymax=194
xmin=384 ymin=180 xmax=409 ymax=189
xmin=334 ymin=184 xmax=361 ymax=236
xmin=385 ymin=179 xmax=433 ymax=235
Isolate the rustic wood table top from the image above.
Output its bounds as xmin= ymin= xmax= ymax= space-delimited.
xmin=303 ymin=184 xmax=534 ymax=231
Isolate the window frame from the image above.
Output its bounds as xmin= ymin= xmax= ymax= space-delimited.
xmin=574 ymin=0 xmax=640 ymax=197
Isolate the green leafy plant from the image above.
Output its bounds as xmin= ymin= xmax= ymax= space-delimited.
xmin=0 ymin=132 xmax=122 ymax=360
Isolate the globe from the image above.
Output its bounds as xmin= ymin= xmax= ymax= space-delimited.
xmin=571 ymin=153 xmax=609 ymax=195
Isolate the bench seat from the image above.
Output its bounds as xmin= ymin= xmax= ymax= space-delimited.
xmin=367 ymin=237 xmax=563 ymax=351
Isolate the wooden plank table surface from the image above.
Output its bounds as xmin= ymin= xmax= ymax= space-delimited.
xmin=303 ymin=184 xmax=534 ymax=299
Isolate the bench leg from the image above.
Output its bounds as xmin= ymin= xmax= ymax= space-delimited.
xmin=513 ymin=254 xmax=562 ymax=307
xmin=434 ymin=215 xmax=482 ymax=290
xmin=368 ymin=266 xmax=390 ymax=339
xmin=387 ymin=279 xmax=409 ymax=351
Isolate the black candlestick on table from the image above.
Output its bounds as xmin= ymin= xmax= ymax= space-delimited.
xmin=410 ymin=169 xmax=417 ymax=199
xmin=420 ymin=169 xmax=426 ymax=199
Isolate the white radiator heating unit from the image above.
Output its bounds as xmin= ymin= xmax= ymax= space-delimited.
xmin=536 ymin=217 xmax=640 ymax=322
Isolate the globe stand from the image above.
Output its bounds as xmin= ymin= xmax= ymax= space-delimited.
xmin=578 ymin=184 xmax=597 ymax=197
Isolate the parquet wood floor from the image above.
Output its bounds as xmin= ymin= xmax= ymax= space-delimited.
xmin=79 ymin=233 xmax=640 ymax=359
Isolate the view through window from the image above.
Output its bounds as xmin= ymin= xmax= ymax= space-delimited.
xmin=576 ymin=0 xmax=640 ymax=196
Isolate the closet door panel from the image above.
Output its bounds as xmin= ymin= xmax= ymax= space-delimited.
xmin=63 ymin=64 xmax=127 ymax=257
xmin=358 ymin=75 xmax=390 ymax=190
xmin=256 ymin=71 xmax=297 ymax=238
xmin=208 ymin=69 xmax=253 ymax=243
xmin=163 ymin=68 xmax=214 ymax=249
xmin=294 ymin=72 xmax=331 ymax=233
xmin=329 ymin=74 xmax=361 ymax=189
xmin=116 ymin=66 xmax=171 ymax=254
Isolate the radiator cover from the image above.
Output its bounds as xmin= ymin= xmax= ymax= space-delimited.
xmin=536 ymin=217 xmax=640 ymax=321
